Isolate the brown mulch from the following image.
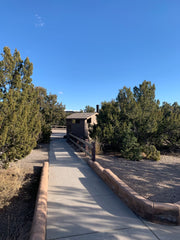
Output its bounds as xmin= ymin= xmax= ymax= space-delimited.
xmin=95 ymin=153 xmax=180 ymax=203
xmin=0 ymin=143 xmax=49 ymax=240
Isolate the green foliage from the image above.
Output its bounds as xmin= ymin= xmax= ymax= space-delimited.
xmin=90 ymin=100 xmax=121 ymax=150
xmin=119 ymin=122 xmax=141 ymax=161
xmin=35 ymin=86 xmax=65 ymax=142
xmin=36 ymin=87 xmax=66 ymax=126
xmin=156 ymin=102 xmax=180 ymax=151
xmin=38 ymin=120 xmax=52 ymax=143
xmin=143 ymin=145 xmax=160 ymax=161
xmin=0 ymin=47 xmax=66 ymax=167
xmin=84 ymin=105 xmax=95 ymax=113
xmin=0 ymin=47 xmax=41 ymax=167
xmin=90 ymin=80 xmax=180 ymax=160
xmin=133 ymin=81 xmax=160 ymax=144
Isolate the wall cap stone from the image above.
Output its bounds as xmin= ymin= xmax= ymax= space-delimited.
xmin=30 ymin=161 xmax=49 ymax=240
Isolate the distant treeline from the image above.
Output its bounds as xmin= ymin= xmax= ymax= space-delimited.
xmin=0 ymin=47 xmax=66 ymax=168
xmin=90 ymin=80 xmax=180 ymax=160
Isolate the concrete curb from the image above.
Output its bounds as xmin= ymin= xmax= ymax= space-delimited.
xmin=88 ymin=160 xmax=180 ymax=225
xmin=30 ymin=161 xmax=49 ymax=240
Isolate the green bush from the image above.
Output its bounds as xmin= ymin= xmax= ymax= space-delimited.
xmin=143 ymin=145 xmax=160 ymax=161
xmin=0 ymin=47 xmax=41 ymax=166
xmin=121 ymin=134 xmax=142 ymax=161
xmin=39 ymin=121 xmax=52 ymax=143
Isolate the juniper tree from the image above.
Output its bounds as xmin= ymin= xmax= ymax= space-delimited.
xmin=133 ymin=80 xmax=160 ymax=145
xmin=90 ymin=80 xmax=161 ymax=160
xmin=35 ymin=86 xmax=66 ymax=142
xmin=0 ymin=47 xmax=41 ymax=167
xmin=84 ymin=105 xmax=95 ymax=113
xmin=36 ymin=87 xmax=65 ymax=125
xmin=156 ymin=102 xmax=180 ymax=151
xmin=90 ymin=100 xmax=121 ymax=151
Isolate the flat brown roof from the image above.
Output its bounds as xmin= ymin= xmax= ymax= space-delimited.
xmin=66 ymin=112 xmax=97 ymax=120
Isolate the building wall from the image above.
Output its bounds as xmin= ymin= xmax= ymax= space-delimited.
xmin=66 ymin=119 xmax=85 ymax=138
xmin=66 ymin=114 xmax=98 ymax=139
xmin=84 ymin=114 xmax=98 ymax=139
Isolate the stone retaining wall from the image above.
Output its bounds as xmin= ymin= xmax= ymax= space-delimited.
xmin=30 ymin=161 xmax=49 ymax=240
xmin=88 ymin=160 xmax=180 ymax=225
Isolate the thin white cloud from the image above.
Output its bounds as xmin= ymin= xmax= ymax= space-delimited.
xmin=35 ymin=14 xmax=45 ymax=27
xmin=66 ymin=109 xmax=80 ymax=112
xmin=59 ymin=91 xmax=63 ymax=95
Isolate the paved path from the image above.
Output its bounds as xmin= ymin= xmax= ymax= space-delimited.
xmin=46 ymin=129 xmax=180 ymax=240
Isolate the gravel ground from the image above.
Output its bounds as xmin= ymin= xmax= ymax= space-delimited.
xmin=1 ymin=132 xmax=178 ymax=239
xmin=95 ymin=153 xmax=180 ymax=203
xmin=73 ymin=144 xmax=180 ymax=204
xmin=0 ymin=143 xmax=49 ymax=240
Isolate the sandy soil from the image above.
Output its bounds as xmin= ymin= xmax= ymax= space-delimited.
xmin=96 ymin=153 xmax=180 ymax=203
xmin=73 ymin=144 xmax=180 ymax=204
xmin=0 ymin=143 xmax=49 ymax=240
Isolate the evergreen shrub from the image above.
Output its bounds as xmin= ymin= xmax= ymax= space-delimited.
xmin=143 ymin=145 xmax=160 ymax=161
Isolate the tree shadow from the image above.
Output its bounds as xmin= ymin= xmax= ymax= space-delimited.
xmin=47 ymin=132 xmax=162 ymax=239
xmin=96 ymin=154 xmax=180 ymax=203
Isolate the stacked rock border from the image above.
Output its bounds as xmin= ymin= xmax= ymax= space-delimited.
xmin=30 ymin=161 xmax=49 ymax=240
xmin=28 ymin=155 xmax=180 ymax=240
xmin=88 ymin=160 xmax=180 ymax=225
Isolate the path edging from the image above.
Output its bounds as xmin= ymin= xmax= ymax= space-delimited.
xmin=30 ymin=161 xmax=49 ymax=240
xmin=88 ymin=160 xmax=180 ymax=225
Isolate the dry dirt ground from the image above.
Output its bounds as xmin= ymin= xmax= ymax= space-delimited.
xmin=75 ymin=148 xmax=180 ymax=204
xmin=0 ymin=137 xmax=180 ymax=239
xmin=0 ymin=143 xmax=49 ymax=240
xmin=96 ymin=153 xmax=180 ymax=203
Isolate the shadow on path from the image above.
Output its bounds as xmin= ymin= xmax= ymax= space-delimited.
xmin=47 ymin=130 xmax=160 ymax=240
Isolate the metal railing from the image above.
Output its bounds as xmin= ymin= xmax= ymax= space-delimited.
xmin=68 ymin=133 xmax=96 ymax=161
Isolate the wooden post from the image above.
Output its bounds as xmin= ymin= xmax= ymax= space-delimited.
xmin=92 ymin=142 xmax=96 ymax=161
xmin=67 ymin=134 xmax=69 ymax=142
xmin=85 ymin=139 xmax=88 ymax=156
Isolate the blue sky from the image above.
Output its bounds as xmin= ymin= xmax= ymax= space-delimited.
xmin=1 ymin=0 xmax=180 ymax=110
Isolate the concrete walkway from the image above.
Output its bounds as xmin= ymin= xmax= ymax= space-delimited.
xmin=46 ymin=130 xmax=180 ymax=240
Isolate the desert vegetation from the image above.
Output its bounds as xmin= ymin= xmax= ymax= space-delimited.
xmin=0 ymin=47 xmax=65 ymax=168
xmin=90 ymin=81 xmax=180 ymax=160
xmin=0 ymin=166 xmax=27 ymax=208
